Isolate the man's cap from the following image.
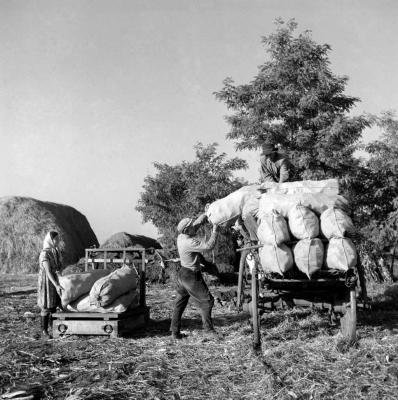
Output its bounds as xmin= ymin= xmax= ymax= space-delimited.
xmin=177 ymin=217 xmax=193 ymax=233
xmin=262 ymin=143 xmax=276 ymax=155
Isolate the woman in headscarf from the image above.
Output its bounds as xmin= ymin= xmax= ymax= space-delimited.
xmin=37 ymin=231 xmax=63 ymax=338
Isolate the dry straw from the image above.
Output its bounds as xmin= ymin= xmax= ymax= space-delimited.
xmin=0 ymin=196 xmax=98 ymax=273
xmin=1 ymin=276 xmax=398 ymax=400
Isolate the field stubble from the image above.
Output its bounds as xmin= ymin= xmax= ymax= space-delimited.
xmin=0 ymin=275 xmax=398 ymax=400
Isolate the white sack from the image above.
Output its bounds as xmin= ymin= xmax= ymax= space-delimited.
xmin=206 ymin=185 xmax=260 ymax=225
xmin=89 ymin=264 xmax=138 ymax=307
xmin=320 ymin=207 xmax=355 ymax=239
xmin=66 ymin=290 xmax=139 ymax=313
xmin=259 ymin=193 xmax=349 ymax=219
xmin=241 ymin=192 xmax=261 ymax=221
xmin=257 ymin=210 xmax=290 ymax=245
xmin=288 ymin=205 xmax=319 ymax=240
xmin=260 ymin=179 xmax=339 ymax=196
xmin=259 ymin=243 xmax=294 ymax=276
xmin=325 ymin=238 xmax=357 ymax=271
xmin=293 ymin=238 xmax=324 ymax=279
xmin=59 ymin=269 xmax=111 ymax=307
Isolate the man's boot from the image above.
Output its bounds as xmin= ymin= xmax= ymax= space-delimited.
xmin=171 ymin=331 xmax=188 ymax=340
xmin=41 ymin=315 xmax=52 ymax=339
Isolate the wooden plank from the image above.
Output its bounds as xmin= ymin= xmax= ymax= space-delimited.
xmin=341 ymin=289 xmax=357 ymax=342
xmin=251 ymin=262 xmax=261 ymax=349
xmin=237 ymin=250 xmax=248 ymax=310
xmin=53 ymin=307 xmax=149 ymax=321
xmin=87 ymin=259 xmax=126 ymax=263
xmin=86 ymin=247 xmax=149 ymax=252
xmin=85 ymin=249 xmax=88 ymax=271
xmin=140 ymin=250 xmax=146 ymax=307
xmin=53 ymin=312 xmax=121 ymax=320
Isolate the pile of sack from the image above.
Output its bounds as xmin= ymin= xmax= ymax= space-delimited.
xmin=58 ymin=264 xmax=139 ymax=313
xmin=206 ymin=179 xmax=357 ymax=279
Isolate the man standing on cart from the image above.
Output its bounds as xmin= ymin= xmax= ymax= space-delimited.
xmin=170 ymin=214 xmax=220 ymax=340
xmin=260 ymin=142 xmax=291 ymax=183
xmin=237 ymin=141 xmax=292 ymax=240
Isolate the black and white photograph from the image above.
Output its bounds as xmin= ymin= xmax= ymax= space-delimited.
xmin=1 ymin=1 xmax=398 ymax=399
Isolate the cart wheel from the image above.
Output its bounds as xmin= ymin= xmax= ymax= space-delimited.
xmin=340 ymin=288 xmax=357 ymax=342
xmin=251 ymin=262 xmax=261 ymax=350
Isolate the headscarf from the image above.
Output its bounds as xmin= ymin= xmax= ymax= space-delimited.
xmin=42 ymin=231 xmax=61 ymax=268
xmin=42 ymin=231 xmax=59 ymax=250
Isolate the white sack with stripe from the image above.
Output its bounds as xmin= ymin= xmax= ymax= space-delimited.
xmin=259 ymin=243 xmax=294 ymax=276
xmin=288 ymin=205 xmax=319 ymax=240
xmin=293 ymin=239 xmax=324 ymax=279
xmin=320 ymin=207 xmax=355 ymax=239
xmin=259 ymin=193 xmax=349 ymax=219
xmin=257 ymin=210 xmax=290 ymax=245
xmin=325 ymin=238 xmax=357 ymax=271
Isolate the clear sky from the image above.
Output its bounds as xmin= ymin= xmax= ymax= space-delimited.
xmin=1 ymin=0 xmax=397 ymax=243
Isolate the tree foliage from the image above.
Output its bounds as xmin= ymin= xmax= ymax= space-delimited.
xmin=136 ymin=143 xmax=247 ymax=248
xmin=349 ymin=111 xmax=398 ymax=251
xmin=215 ymin=19 xmax=369 ymax=180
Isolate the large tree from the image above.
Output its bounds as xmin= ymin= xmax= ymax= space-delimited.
xmin=354 ymin=113 xmax=398 ymax=240
xmin=136 ymin=142 xmax=247 ymax=252
xmin=215 ymin=19 xmax=369 ymax=180
xmin=344 ymin=111 xmax=398 ymax=283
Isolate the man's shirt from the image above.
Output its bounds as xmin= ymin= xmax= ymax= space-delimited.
xmin=260 ymin=152 xmax=290 ymax=183
xmin=177 ymin=231 xmax=218 ymax=271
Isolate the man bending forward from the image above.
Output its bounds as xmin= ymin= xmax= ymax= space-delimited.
xmin=170 ymin=215 xmax=219 ymax=339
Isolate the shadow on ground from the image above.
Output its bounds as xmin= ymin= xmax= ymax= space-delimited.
xmin=123 ymin=311 xmax=250 ymax=339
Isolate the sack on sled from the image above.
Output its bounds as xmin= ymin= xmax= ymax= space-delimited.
xmin=288 ymin=205 xmax=319 ymax=240
xmin=259 ymin=243 xmax=294 ymax=276
xmin=320 ymin=207 xmax=355 ymax=239
xmin=325 ymin=238 xmax=357 ymax=271
xmin=293 ymin=238 xmax=324 ymax=279
xmin=59 ymin=269 xmax=111 ymax=306
xmin=257 ymin=210 xmax=290 ymax=245
xmin=66 ymin=290 xmax=139 ymax=313
xmin=89 ymin=264 xmax=138 ymax=307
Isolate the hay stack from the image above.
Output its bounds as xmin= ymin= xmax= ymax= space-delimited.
xmin=100 ymin=232 xmax=162 ymax=250
xmin=100 ymin=232 xmax=163 ymax=282
xmin=0 ymin=196 xmax=99 ymax=273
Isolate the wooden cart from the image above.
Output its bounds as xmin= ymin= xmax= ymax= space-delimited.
xmin=53 ymin=247 xmax=150 ymax=338
xmin=237 ymin=244 xmax=358 ymax=349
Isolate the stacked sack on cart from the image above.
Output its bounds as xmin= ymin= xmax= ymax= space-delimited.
xmin=258 ymin=191 xmax=356 ymax=278
xmin=58 ymin=264 xmax=139 ymax=313
xmin=205 ymin=179 xmax=357 ymax=279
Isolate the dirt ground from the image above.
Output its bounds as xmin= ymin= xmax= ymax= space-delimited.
xmin=1 ymin=274 xmax=398 ymax=400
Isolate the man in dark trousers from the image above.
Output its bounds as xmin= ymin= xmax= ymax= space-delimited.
xmin=260 ymin=142 xmax=291 ymax=183
xmin=170 ymin=214 xmax=220 ymax=340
